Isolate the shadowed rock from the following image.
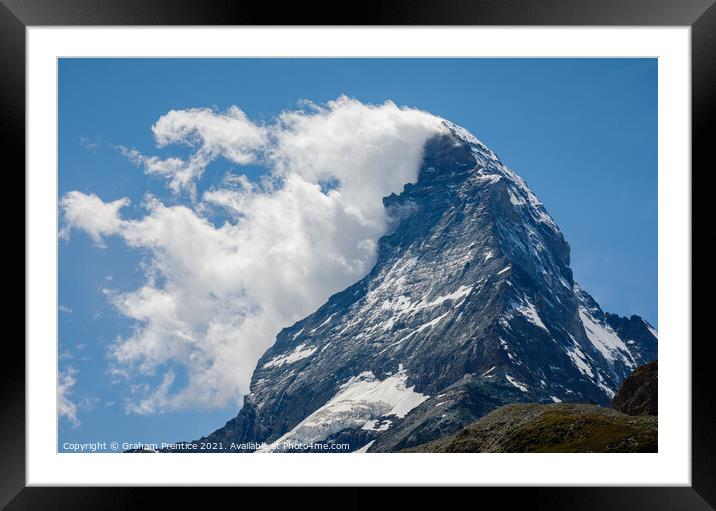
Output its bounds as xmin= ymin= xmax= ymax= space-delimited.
xmin=612 ymin=360 xmax=658 ymax=416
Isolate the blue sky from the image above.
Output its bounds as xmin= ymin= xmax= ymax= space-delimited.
xmin=58 ymin=58 xmax=657 ymax=449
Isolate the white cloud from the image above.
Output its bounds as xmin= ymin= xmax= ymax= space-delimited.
xmin=61 ymin=97 xmax=446 ymax=414
xmin=268 ymin=96 xmax=446 ymax=231
xmin=58 ymin=367 xmax=80 ymax=427
xmin=59 ymin=191 xmax=129 ymax=247
xmin=152 ymin=106 xmax=267 ymax=162
xmin=80 ymin=136 xmax=100 ymax=153
xmin=119 ymin=106 xmax=268 ymax=197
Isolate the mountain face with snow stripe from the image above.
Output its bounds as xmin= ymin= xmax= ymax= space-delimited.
xmin=190 ymin=123 xmax=657 ymax=452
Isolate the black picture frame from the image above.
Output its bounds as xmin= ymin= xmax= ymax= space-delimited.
xmin=3 ymin=0 xmax=709 ymax=508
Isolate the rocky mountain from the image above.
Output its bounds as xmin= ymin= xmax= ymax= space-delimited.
xmin=612 ymin=360 xmax=658 ymax=416
xmin=403 ymin=403 xmax=658 ymax=453
xmin=185 ymin=122 xmax=657 ymax=453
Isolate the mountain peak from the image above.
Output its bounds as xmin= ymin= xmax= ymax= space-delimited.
xmin=180 ymin=124 xmax=657 ymax=453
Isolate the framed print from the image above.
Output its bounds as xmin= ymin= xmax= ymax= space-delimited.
xmin=4 ymin=0 xmax=711 ymax=507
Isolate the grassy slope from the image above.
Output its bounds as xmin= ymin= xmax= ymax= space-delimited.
xmin=404 ymin=403 xmax=657 ymax=453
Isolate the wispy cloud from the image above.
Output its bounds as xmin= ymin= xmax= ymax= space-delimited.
xmin=58 ymin=367 xmax=80 ymax=427
xmin=80 ymin=136 xmax=101 ymax=153
xmin=118 ymin=106 xmax=268 ymax=198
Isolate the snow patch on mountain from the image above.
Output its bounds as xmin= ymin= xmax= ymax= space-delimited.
xmin=354 ymin=440 xmax=375 ymax=453
xmin=579 ymin=307 xmax=634 ymax=367
xmin=505 ymin=374 xmax=529 ymax=393
xmin=415 ymin=311 xmax=451 ymax=334
xmin=507 ymin=296 xmax=548 ymax=332
xmin=379 ymin=285 xmax=472 ymax=318
xmin=362 ymin=419 xmax=393 ymax=431
xmin=566 ymin=346 xmax=595 ymax=378
xmin=263 ymin=344 xmax=317 ymax=368
xmin=258 ymin=366 xmax=428 ymax=452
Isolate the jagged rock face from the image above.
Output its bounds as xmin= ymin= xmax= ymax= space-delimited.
xmin=195 ymin=123 xmax=657 ymax=452
xmin=606 ymin=314 xmax=658 ymax=363
xmin=612 ymin=361 xmax=658 ymax=416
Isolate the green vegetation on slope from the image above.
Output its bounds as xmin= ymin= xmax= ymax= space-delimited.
xmin=405 ymin=403 xmax=657 ymax=453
